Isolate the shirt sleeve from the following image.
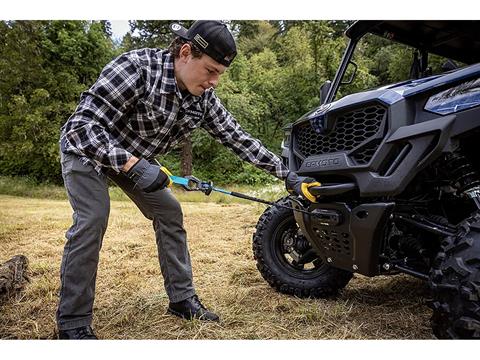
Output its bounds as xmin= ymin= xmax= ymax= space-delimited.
xmin=201 ymin=91 xmax=289 ymax=180
xmin=62 ymin=52 xmax=144 ymax=172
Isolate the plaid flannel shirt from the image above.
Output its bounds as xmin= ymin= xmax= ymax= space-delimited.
xmin=60 ymin=48 xmax=288 ymax=180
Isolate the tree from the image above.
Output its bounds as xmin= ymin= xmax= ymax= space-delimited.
xmin=0 ymin=20 xmax=116 ymax=183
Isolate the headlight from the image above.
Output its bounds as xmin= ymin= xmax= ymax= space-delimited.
xmin=424 ymin=78 xmax=480 ymax=115
xmin=307 ymin=103 xmax=332 ymax=134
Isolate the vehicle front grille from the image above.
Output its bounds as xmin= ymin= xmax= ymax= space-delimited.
xmin=294 ymin=103 xmax=387 ymax=163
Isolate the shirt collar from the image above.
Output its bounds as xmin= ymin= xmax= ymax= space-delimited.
xmin=160 ymin=52 xmax=177 ymax=95
xmin=160 ymin=51 xmax=202 ymax=103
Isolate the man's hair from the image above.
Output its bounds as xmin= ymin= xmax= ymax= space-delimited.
xmin=168 ymin=37 xmax=203 ymax=58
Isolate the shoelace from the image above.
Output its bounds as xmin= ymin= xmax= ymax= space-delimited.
xmin=191 ymin=295 xmax=207 ymax=311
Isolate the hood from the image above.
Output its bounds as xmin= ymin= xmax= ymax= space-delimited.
xmin=341 ymin=63 xmax=479 ymax=107
xmin=296 ymin=62 xmax=480 ymax=129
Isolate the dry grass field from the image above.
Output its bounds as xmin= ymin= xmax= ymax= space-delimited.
xmin=0 ymin=193 xmax=435 ymax=339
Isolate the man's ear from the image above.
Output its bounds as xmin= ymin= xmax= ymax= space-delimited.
xmin=179 ymin=43 xmax=192 ymax=61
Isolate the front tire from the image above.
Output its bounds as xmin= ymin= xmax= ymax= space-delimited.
xmin=429 ymin=212 xmax=480 ymax=339
xmin=252 ymin=197 xmax=353 ymax=298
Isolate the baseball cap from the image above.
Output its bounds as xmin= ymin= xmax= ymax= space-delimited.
xmin=169 ymin=20 xmax=237 ymax=67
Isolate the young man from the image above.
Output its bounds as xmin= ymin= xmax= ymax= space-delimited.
xmin=57 ymin=20 xmax=315 ymax=339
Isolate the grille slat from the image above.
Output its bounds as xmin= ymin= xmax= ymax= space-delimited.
xmin=295 ymin=104 xmax=386 ymax=164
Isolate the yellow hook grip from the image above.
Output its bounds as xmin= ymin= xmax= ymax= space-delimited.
xmin=301 ymin=181 xmax=322 ymax=202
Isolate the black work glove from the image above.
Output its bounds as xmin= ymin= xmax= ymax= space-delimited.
xmin=285 ymin=171 xmax=321 ymax=202
xmin=127 ymin=158 xmax=172 ymax=193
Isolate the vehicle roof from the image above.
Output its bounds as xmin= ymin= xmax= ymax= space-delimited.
xmin=345 ymin=21 xmax=480 ymax=65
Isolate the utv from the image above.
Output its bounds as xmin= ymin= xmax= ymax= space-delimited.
xmin=253 ymin=21 xmax=480 ymax=339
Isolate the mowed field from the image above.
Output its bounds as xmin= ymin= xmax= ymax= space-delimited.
xmin=0 ymin=194 xmax=434 ymax=339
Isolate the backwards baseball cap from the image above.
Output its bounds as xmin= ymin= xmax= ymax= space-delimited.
xmin=169 ymin=20 xmax=237 ymax=67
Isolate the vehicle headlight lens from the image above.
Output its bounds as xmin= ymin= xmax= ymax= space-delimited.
xmin=425 ymin=78 xmax=480 ymax=115
xmin=307 ymin=103 xmax=332 ymax=134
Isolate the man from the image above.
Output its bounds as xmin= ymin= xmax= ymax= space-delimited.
xmin=57 ymin=20 xmax=316 ymax=339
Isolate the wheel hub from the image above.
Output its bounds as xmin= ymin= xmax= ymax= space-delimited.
xmin=280 ymin=228 xmax=319 ymax=269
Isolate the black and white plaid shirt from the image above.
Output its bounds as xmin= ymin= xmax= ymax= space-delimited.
xmin=60 ymin=48 xmax=288 ymax=179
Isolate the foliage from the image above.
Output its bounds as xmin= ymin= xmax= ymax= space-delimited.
xmin=0 ymin=21 xmax=116 ymax=183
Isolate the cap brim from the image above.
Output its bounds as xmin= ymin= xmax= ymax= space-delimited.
xmin=170 ymin=23 xmax=189 ymax=39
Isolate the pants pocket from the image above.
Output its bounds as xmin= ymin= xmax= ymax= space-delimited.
xmin=60 ymin=152 xmax=74 ymax=176
xmin=61 ymin=153 xmax=96 ymax=175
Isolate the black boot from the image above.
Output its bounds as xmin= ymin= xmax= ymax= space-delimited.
xmin=58 ymin=326 xmax=98 ymax=339
xmin=168 ymin=295 xmax=220 ymax=322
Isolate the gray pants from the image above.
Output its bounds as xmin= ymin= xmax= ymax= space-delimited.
xmin=57 ymin=152 xmax=195 ymax=330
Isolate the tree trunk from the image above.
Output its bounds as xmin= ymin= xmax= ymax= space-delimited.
xmin=180 ymin=135 xmax=193 ymax=177
xmin=0 ymin=255 xmax=29 ymax=303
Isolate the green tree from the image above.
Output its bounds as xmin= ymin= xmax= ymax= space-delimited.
xmin=0 ymin=20 xmax=116 ymax=183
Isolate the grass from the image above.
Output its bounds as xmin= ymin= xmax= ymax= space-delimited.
xmin=0 ymin=192 xmax=435 ymax=339
xmin=0 ymin=175 xmax=285 ymax=204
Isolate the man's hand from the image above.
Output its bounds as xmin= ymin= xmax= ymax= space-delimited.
xmin=285 ymin=171 xmax=321 ymax=202
xmin=126 ymin=158 xmax=173 ymax=193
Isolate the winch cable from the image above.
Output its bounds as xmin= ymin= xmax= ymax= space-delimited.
xmin=169 ymin=175 xmax=316 ymax=216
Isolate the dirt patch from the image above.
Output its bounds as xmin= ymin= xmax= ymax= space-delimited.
xmin=0 ymin=195 xmax=434 ymax=339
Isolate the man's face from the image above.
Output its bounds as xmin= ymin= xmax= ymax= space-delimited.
xmin=175 ymin=44 xmax=227 ymax=96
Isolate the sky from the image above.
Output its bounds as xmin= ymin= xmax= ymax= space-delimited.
xmin=110 ymin=20 xmax=130 ymax=41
